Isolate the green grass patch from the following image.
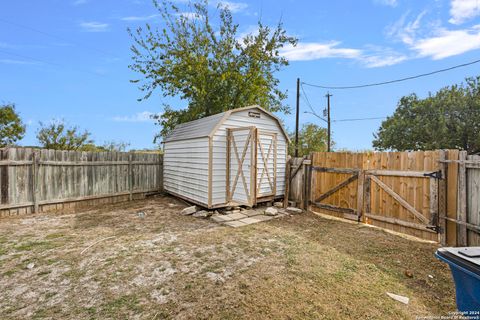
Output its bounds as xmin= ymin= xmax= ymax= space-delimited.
xmin=3 ymin=268 xmax=18 ymax=277
xmin=45 ymin=233 xmax=65 ymax=240
xmin=14 ymin=240 xmax=58 ymax=252
xmin=0 ymin=246 xmax=7 ymax=256
xmin=102 ymin=294 xmax=142 ymax=316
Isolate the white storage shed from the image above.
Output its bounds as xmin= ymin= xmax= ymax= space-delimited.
xmin=163 ymin=105 xmax=290 ymax=209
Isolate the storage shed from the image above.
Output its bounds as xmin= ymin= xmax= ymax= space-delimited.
xmin=163 ymin=105 xmax=290 ymax=209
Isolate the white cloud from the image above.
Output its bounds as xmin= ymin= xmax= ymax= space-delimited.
xmin=386 ymin=11 xmax=427 ymax=45
xmin=449 ymin=0 xmax=480 ymax=25
xmin=120 ymin=14 xmax=160 ymax=21
xmin=79 ymin=21 xmax=110 ymax=32
xmin=374 ymin=0 xmax=398 ymax=7
xmin=170 ymin=0 xmax=248 ymax=13
xmin=280 ymin=41 xmax=407 ymax=68
xmin=281 ymin=41 xmax=362 ymax=61
xmin=361 ymin=52 xmax=407 ymax=67
xmin=387 ymin=10 xmax=480 ymax=60
xmin=113 ymin=111 xmax=155 ymax=122
xmin=413 ymin=25 xmax=480 ymax=59
xmin=176 ymin=12 xmax=204 ymax=20
xmin=216 ymin=1 xmax=248 ymax=13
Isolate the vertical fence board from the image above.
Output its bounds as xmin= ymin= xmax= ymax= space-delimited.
xmin=458 ymin=151 xmax=468 ymax=246
xmin=0 ymin=147 xmax=163 ymax=215
xmin=467 ymin=155 xmax=480 ymax=245
xmin=446 ymin=150 xmax=459 ymax=246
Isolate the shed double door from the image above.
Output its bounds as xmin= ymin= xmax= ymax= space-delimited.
xmin=227 ymin=127 xmax=277 ymax=206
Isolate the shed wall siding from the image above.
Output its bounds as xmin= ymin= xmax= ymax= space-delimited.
xmin=163 ymin=137 xmax=210 ymax=206
xmin=211 ymin=109 xmax=287 ymax=205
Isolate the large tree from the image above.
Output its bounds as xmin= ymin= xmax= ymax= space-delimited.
xmin=0 ymin=103 xmax=26 ymax=147
xmin=289 ymin=123 xmax=330 ymax=156
xmin=36 ymin=120 xmax=94 ymax=150
xmin=128 ymin=0 xmax=297 ymax=140
xmin=373 ymin=77 xmax=480 ymax=154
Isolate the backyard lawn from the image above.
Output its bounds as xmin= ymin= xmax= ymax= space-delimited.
xmin=0 ymin=195 xmax=456 ymax=319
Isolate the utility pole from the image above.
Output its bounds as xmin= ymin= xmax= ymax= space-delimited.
xmin=295 ymin=78 xmax=300 ymax=157
xmin=326 ymin=92 xmax=332 ymax=152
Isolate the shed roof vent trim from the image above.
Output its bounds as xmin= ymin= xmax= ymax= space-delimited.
xmin=248 ymin=111 xmax=261 ymax=118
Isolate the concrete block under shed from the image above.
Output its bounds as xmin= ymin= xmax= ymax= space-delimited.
xmin=181 ymin=206 xmax=197 ymax=215
xmin=223 ymin=220 xmax=248 ymax=228
xmin=286 ymin=207 xmax=303 ymax=214
xmin=265 ymin=207 xmax=278 ymax=216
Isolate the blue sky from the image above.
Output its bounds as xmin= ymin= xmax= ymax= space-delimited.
xmin=1 ymin=0 xmax=480 ymax=150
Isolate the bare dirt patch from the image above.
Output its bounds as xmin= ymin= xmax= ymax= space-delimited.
xmin=0 ymin=195 xmax=455 ymax=319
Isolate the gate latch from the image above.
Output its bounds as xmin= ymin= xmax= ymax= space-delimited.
xmin=423 ymin=170 xmax=443 ymax=179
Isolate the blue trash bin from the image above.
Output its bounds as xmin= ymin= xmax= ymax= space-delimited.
xmin=436 ymin=247 xmax=480 ymax=313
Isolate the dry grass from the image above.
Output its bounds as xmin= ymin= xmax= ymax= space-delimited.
xmin=0 ymin=195 xmax=456 ymax=319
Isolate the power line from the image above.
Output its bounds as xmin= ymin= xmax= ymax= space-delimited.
xmin=301 ymin=79 xmax=388 ymax=123
xmin=300 ymin=82 xmax=327 ymax=122
xmin=332 ymin=116 xmax=387 ymax=122
xmin=302 ymin=58 xmax=480 ymax=90
xmin=0 ymin=49 xmax=109 ymax=78
xmin=0 ymin=18 xmax=117 ymax=58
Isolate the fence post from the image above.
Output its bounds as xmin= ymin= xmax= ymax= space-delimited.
xmin=457 ymin=151 xmax=468 ymax=246
xmin=438 ymin=150 xmax=447 ymax=246
xmin=0 ymin=148 xmax=9 ymax=207
xmin=356 ymin=170 xmax=365 ymax=222
xmin=303 ymin=156 xmax=312 ymax=210
xmin=128 ymin=153 xmax=133 ymax=201
xmin=157 ymin=154 xmax=163 ymax=192
xmin=283 ymin=156 xmax=291 ymax=208
xmin=32 ymin=151 xmax=40 ymax=213
xmin=363 ymin=175 xmax=371 ymax=223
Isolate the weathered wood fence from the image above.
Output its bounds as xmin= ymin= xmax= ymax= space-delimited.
xmin=0 ymin=147 xmax=163 ymax=217
xmin=450 ymin=152 xmax=480 ymax=246
xmin=287 ymin=150 xmax=480 ymax=246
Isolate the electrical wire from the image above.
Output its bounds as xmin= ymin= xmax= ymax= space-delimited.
xmin=332 ymin=116 xmax=387 ymax=122
xmin=300 ymin=83 xmax=315 ymax=113
xmin=0 ymin=49 xmax=110 ymax=78
xmin=301 ymin=82 xmax=388 ymax=123
xmin=0 ymin=18 xmax=117 ymax=58
xmin=301 ymin=58 xmax=480 ymax=90
xmin=300 ymin=82 xmax=328 ymax=122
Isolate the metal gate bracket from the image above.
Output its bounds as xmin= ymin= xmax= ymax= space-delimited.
xmin=423 ymin=170 xmax=443 ymax=179
xmin=426 ymin=225 xmax=442 ymax=233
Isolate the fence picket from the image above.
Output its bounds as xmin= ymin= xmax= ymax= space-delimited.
xmin=0 ymin=147 xmax=163 ymax=216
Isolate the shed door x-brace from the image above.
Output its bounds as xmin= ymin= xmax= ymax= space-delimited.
xmin=227 ymin=127 xmax=256 ymax=206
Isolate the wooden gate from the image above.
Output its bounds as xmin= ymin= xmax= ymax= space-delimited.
xmin=227 ymin=127 xmax=255 ymax=206
xmin=363 ymin=169 xmax=442 ymax=235
xmin=311 ymin=166 xmax=361 ymax=221
xmin=310 ymin=151 xmax=447 ymax=242
xmin=256 ymin=131 xmax=277 ymax=199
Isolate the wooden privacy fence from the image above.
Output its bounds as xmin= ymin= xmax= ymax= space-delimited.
xmin=0 ymin=147 xmax=163 ymax=217
xmin=446 ymin=152 xmax=480 ymax=246
xmin=287 ymin=150 xmax=480 ymax=246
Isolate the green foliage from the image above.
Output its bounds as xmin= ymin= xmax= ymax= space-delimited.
xmin=373 ymin=76 xmax=480 ymax=154
xmin=0 ymin=103 xmax=26 ymax=147
xmin=128 ymin=0 xmax=297 ymax=140
xmin=101 ymin=141 xmax=131 ymax=152
xmin=289 ymin=123 xmax=330 ymax=156
xmin=36 ymin=120 xmax=93 ymax=150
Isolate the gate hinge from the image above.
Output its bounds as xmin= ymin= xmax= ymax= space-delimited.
xmin=423 ymin=170 xmax=443 ymax=179
xmin=426 ymin=225 xmax=442 ymax=233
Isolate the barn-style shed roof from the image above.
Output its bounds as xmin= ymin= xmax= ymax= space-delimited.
xmin=164 ymin=105 xmax=290 ymax=143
